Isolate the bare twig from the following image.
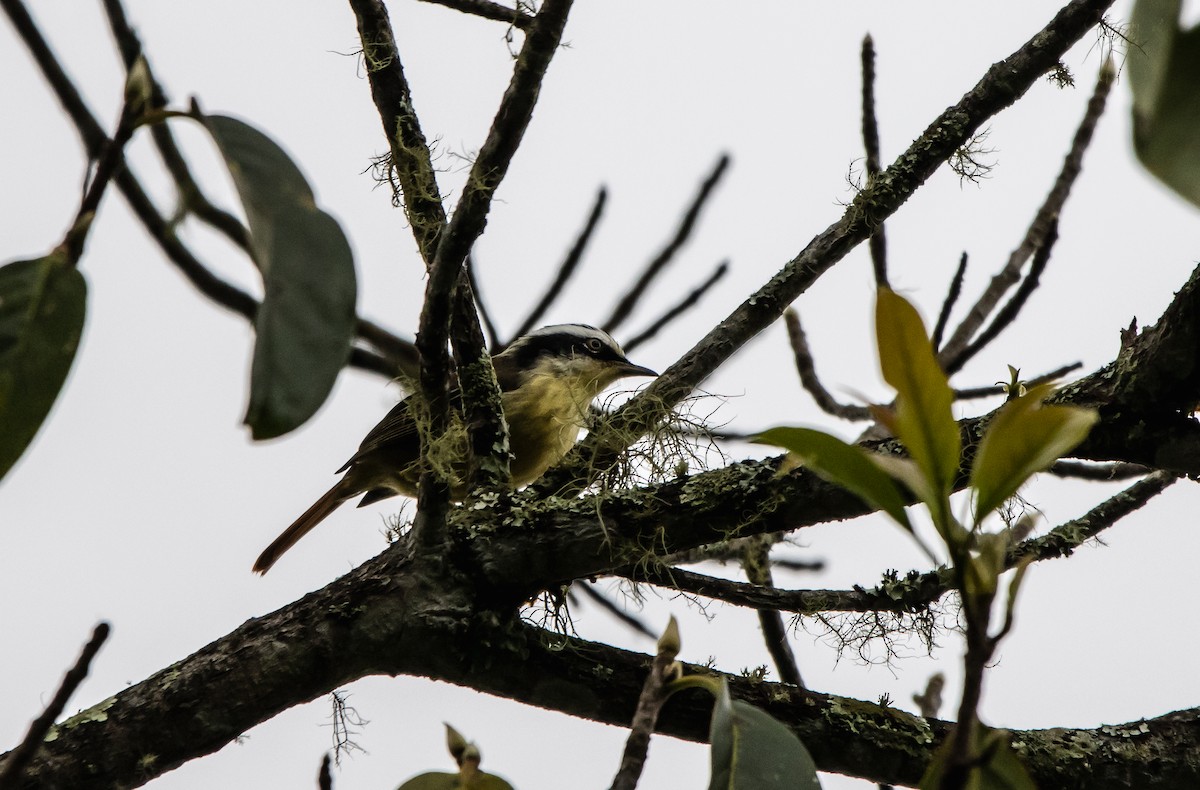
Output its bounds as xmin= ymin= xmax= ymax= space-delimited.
xmin=939 ymin=61 xmax=1114 ymax=370
xmin=577 ymin=582 xmax=657 ymax=640
xmin=511 ymin=186 xmax=608 ymax=342
xmin=0 ymin=623 xmax=110 ymax=789
xmin=6 ymin=0 xmax=406 ymax=378
xmin=932 ymin=252 xmax=968 ymax=351
xmin=416 ymin=0 xmax=533 ymax=30
xmin=952 ymin=361 xmax=1082 ymax=401
xmin=609 ymin=620 xmax=680 ymax=790
xmin=349 ymin=0 xmax=448 ymax=263
xmin=861 ymin=34 xmax=888 ymax=288
xmin=628 ymin=470 xmax=1178 ymax=619
xmin=466 ymin=255 xmax=502 ymax=349
xmin=784 ymin=308 xmax=872 ymax=421
xmin=601 ymin=155 xmax=730 ymax=334
xmin=623 ymin=260 xmax=728 ymax=353
xmin=536 ymin=0 xmax=1117 ymax=499
xmin=947 ymin=218 xmax=1058 ymax=374
xmin=742 ymin=538 xmax=805 ymax=687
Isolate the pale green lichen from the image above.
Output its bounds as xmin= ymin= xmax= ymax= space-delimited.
xmin=43 ymin=695 xmax=118 ymax=742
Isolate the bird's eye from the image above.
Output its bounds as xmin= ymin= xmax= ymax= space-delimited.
xmin=585 ymin=338 xmax=603 ymax=353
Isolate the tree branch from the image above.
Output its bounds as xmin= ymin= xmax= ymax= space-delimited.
xmin=538 ymin=0 xmax=1117 ymax=495
xmin=939 ymin=61 xmax=1113 ymax=371
xmin=510 ymin=186 xmax=607 ymax=343
xmin=860 ymin=34 xmax=888 ymax=288
xmin=416 ymin=0 xmax=533 ymax=30
xmin=784 ymin=308 xmax=872 ymax=421
xmin=601 ymin=155 xmax=730 ymax=334
xmin=0 ymin=624 xmax=109 ymax=789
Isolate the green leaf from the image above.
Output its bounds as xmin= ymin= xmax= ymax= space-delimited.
xmin=708 ymin=682 xmax=822 ymax=790
xmin=920 ymin=728 xmax=1035 ymax=790
xmin=754 ymin=426 xmax=913 ymax=532
xmin=199 ymin=112 xmax=357 ymax=439
xmin=397 ymin=771 xmax=514 ymax=790
xmin=0 ymin=254 xmax=86 ymax=482
xmin=969 ymin=383 xmax=1098 ymax=522
xmin=1129 ymin=0 xmax=1200 ymax=209
xmin=875 ymin=289 xmax=961 ymax=500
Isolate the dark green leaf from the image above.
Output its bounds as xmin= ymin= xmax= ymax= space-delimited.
xmin=200 ymin=113 xmax=357 ymax=439
xmin=1129 ymin=0 xmax=1200 ymax=208
xmin=875 ymin=289 xmax=960 ymax=500
xmin=708 ymin=682 xmax=821 ymax=790
xmin=754 ymin=426 xmax=912 ymax=531
xmin=0 ymin=255 xmax=86 ymax=482
xmin=970 ymin=383 xmax=1097 ymax=522
xmin=397 ymin=771 xmax=514 ymax=790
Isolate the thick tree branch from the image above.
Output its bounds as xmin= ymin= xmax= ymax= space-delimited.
xmin=8 ymin=554 xmax=1198 ymax=790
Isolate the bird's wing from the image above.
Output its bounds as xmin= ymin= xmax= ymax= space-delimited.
xmin=336 ymin=396 xmax=420 ymax=473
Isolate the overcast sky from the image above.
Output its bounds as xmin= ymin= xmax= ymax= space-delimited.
xmin=3 ymin=2 xmax=1199 ymax=788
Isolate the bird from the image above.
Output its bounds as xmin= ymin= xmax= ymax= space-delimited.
xmin=252 ymin=324 xmax=656 ymax=573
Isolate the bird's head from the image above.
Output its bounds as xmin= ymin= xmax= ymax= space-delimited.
xmin=496 ymin=324 xmax=657 ymax=399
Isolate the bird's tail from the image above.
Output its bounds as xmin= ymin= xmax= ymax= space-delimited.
xmin=253 ymin=482 xmax=353 ymax=574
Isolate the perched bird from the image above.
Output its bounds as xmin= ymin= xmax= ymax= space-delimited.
xmin=253 ymin=324 xmax=656 ymax=573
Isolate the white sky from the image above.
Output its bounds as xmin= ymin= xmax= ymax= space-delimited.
xmin=3 ymin=1 xmax=1199 ymax=788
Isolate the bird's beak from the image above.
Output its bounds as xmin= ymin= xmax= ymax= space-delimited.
xmin=614 ymin=360 xmax=657 ymax=378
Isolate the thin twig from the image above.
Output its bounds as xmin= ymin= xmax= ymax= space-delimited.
xmin=861 ymin=34 xmax=888 ymax=288
xmin=742 ymin=538 xmax=805 ymax=687
xmin=577 ymin=582 xmax=656 ymax=639
xmin=349 ymin=0 xmax=448 ymax=263
xmin=952 ymin=361 xmax=1082 ymax=400
xmin=416 ymin=0 xmax=533 ymax=29
xmin=948 ymin=218 xmax=1057 ymax=374
xmin=601 ymin=155 xmax=730 ymax=334
xmin=939 ymin=61 xmax=1114 ymax=370
xmin=532 ymin=0 xmax=1118 ymax=499
xmin=623 ymin=260 xmax=728 ymax=353
xmin=466 ymin=255 xmax=502 ymax=349
xmin=0 ymin=623 xmax=110 ymax=789
xmin=510 ymin=186 xmax=607 ymax=342
xmin=608 ymin=620 xmax=680 ymax=790
xmin=7 ymin=0 xmax=404 ymax=378
xmin=627 ymin=472 xmax=1178 ymax=616
xmin=932 ymin=252 xmax=968 ymax=351
xmin=784 ymin=308 xmax=872 ymax=421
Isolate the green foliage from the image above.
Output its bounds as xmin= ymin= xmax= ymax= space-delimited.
xmin=753 ymin=427 xmax=913 ymax=533
xmin=707 ymin=682 xmax=821 ymax=790
xmin=919 ymin=727 xmax=1036 ymax=790
xmin=0 ymin=254 xmax=86 ymax=482
xmin=396 ymin=723 xmax=514 ymax=790
xmin=396 ymin=771 xmax=514 ymax=790
xmin=969 ymin=382 xmax=1098 ymax=524
xmin=875 ymin=288 xmax=961 ymax=504
xmin=196 ymin=111 xmax=357 ymax=439
xmin=1129 ymin=0 xmax=1200 ymax=208
xmin=755 ymin=288 xmax=1098 ymax=788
